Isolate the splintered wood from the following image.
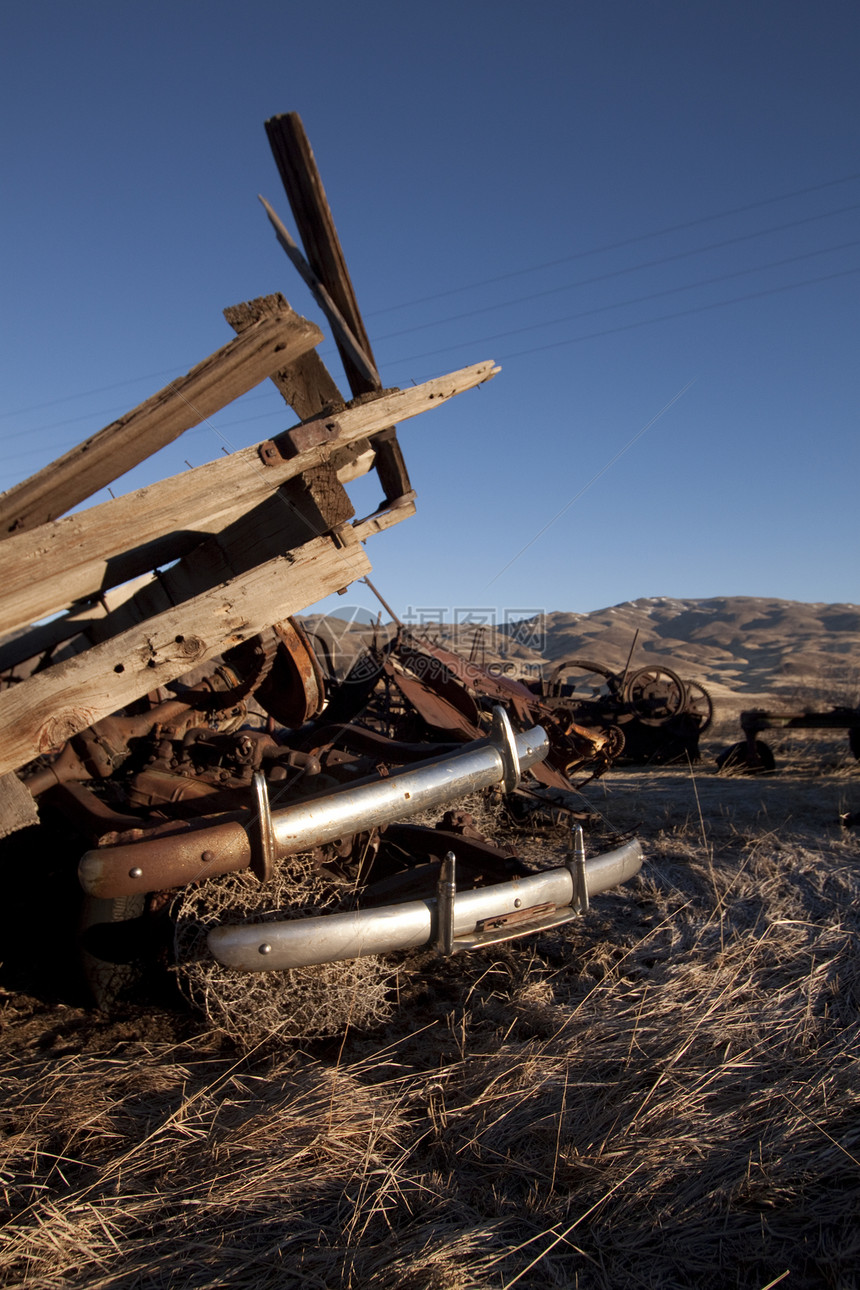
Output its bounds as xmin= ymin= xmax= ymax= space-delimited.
xmin=0 ymin=332 xmax=497 ymax=777
xmin=0 ymin=303 xmax=324 ymax=536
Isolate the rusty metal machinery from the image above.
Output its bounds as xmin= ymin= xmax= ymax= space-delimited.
xmin=314 ymin=629 xmax=623 ymax=789
xmin=12 ymin=618 xmax=642 ymax=1005
xmin=716 ymin=706 xmax=860 ymax=773
xmin=535 ymin=657 xmax=714 ymax=764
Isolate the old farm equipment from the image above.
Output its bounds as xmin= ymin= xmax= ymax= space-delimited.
xmin=300 ymin=619 xmax=623 ymax=788
xmin=0 ymin=114 xmax=642 ymax=1019
xmin=716 ymin=705 xmax=860 ymax=773
xmin=533 ymin=653 xmax=714 ymax=764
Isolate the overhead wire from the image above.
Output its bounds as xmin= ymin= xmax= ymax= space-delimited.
xmin=8 ymin=218 xmax=858 ymax=446
xmin=494 ymin=263 xmax=860 ymax=364
xmin=362 ymin=170 xmax=860 ymax=316
xmin=4 ymin=172 xmax=859 ymax=445
xmin=370 ymin=202 xmax=860 ymax=343
xmin=378 ymin=240 xmax=860 ymax=368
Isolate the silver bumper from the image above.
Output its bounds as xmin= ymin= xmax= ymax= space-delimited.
xmin=206 ymin=837 xmax=643 ymax=970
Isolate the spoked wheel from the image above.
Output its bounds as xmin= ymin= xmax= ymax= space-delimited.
xmin=603 ymin=724 xmax=626 ymax=759
xmin=622 ymin=665 xmax=687 ymax=724
xmin=685 ymin=681 xmax=714 ymax=733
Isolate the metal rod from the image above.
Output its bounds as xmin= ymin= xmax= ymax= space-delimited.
xmin=259 ymin=195 xmax=381 ymax=387
xmin=436 ymin=851 xmax=457 ymax=956
xmin=269 ymin=708 xmax=539 ymax=855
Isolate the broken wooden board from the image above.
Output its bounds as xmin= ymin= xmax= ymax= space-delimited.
xmin=0 ymin=361 xmax=498 ymax=640
xmin=265 ymin=113 xmax=379 ymax=396
xmin=223 ymin=295 xmax=376 ymax=483
xmin=223 ymin=293 xmax=343 ymax=420
xmin=84 ymin=468 xmax=356 ymax=645
xmin=0 ymin=531 xmax=371 ymax=779
xmin=0 ymin=303 xmax=323 ymax=537
xmin=264 ymin=114 xmax=412 ymax=503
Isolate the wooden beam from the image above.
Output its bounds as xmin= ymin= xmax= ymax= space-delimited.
xmin=259 ymin=197 xmax=381 ymax=388
xmin=0 ymin=575 xmax=155 ymax=674
xmin=0 ymin=531 xmax=371 ymax=778
xmin=223 ymin=293 xmax=343 ymax=419
xmin=86 ymin=466 xmax=356 ymax=644
xmin=0 ymin=304 xmax=323 ymax=537
xmin=264 ymin=113 xmax=412 ymax=500
xmin=0 ymin=362 xmax=498 ymax=638
xmin=265 ymin=112 xmax=379 ymax=396
xmin=223 ymin=294 xmax=375 ymax=485
xmin=352 ymin=494 xmax=417 ymax=542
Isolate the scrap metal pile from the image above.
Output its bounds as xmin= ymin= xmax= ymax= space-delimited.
xmin=529 ymin=652 xmax=714 ymax=764
xmin=0 ymin=113 xmax=642 ymax=1012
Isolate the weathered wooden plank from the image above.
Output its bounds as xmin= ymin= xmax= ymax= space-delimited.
xmin=0 ymin=771 xmax=39 ymax=836
xmin=264 ymin=113 xmax=412 ymax=500
xmin=352 ymin=494 xmax=417 ymax=542
xmin=265 ymin=113 xmax=378 ymax=395
xmin=0 ymin=575 xmax=157 ymax=675
xmin=86 ymin=466 xmax=356 ymax=645
xmin=223 ymin=295 xmax=374 ymax=484
xmin=0 ymin=362 xmax=498 ymax=638
xmin=223 ymin=293 xmax=342 ymax=418
xmin=0 ymin=531 xmax=371 ymax=778
xmin=0 ymin=305 xmax=324 ymax=537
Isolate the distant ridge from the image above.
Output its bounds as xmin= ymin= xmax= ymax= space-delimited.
xmin=505 ymin=596 xmax=860 ymax=704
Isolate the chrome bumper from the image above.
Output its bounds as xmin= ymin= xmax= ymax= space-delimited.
xmin=206 ymin=837 xmax=643 ymax=970
xmin=79 ymin=707 xmax=549 ymax=899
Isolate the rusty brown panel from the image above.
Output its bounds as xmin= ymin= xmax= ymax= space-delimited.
xmin=400 ymin=638 xmax=536 ymax=707
xmin=387 ymin=667 xmax=482 ymax=740
xmin=529 ymin=758 xmax=579 ymax=792
xmin=254 ymin=618 xmax=326 ymax=728
xmin=392 ymin=646 xmax=484 ymax=730
xmin=79 ymin=819 xmax=252 ymax=900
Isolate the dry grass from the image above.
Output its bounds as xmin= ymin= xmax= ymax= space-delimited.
xmin=1 ymin=740 xmax=859 ymax=1289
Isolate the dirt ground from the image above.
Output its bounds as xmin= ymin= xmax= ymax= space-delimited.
xmin=1 ymin=730 xmax=858 ymax=1288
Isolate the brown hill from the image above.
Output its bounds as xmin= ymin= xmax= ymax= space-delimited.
xmin=516 ymin=596 xmax=860 ymax=711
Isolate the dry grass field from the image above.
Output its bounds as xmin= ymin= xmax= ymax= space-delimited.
xmin=1 ymin=723 xmax=859 ymax=1289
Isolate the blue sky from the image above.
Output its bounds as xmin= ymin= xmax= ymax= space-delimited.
xmin=2 ymin=0 xmax=858 ymax=627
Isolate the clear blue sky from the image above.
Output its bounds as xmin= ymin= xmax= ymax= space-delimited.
xmin=2 ymin=1 xmax=858 ymax=629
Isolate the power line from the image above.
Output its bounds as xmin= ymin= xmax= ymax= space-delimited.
xmin=371 ymin=202 xmax=860 ymax=343
xmin=0 ymin=365 xmax=188 ymax=422
xmin=378 ymin=239 xmax=860 ymax=364
xmin=4 ymin=170 xmax=859 ymax=424
xmin=364 ymin=171 xmax=860 ymax=317
xmin=380 ymin=262 xmax=860 ymax=376
xmin=496 ymin=263 xmax=860 ymax=364
xmin=9 ymin=220 xmax=857 ymax=444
